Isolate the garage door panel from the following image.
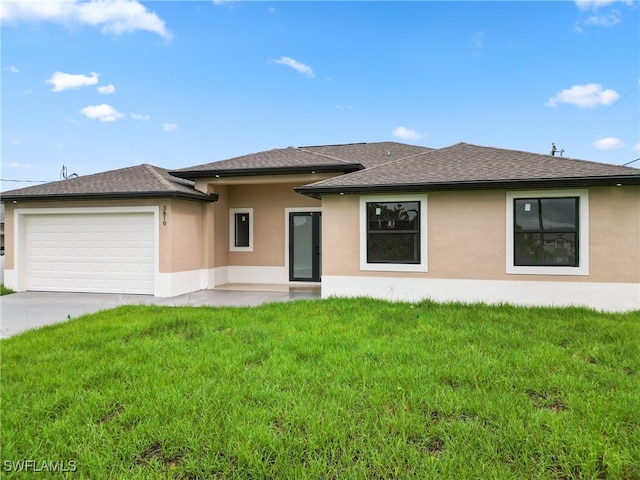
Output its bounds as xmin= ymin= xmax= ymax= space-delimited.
xmin=24 ymin=212 xmax=155 ymax=294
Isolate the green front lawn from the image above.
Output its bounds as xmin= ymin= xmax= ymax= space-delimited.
xmin=1 ymin=299 xmax=639 ymax=479
xmin=0 ymin=284 xmax=15 ymax=295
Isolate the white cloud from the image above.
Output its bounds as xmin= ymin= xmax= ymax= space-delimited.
xmin=97 ymin=84 xmax=115 ymax=94
xmin=80 ymin=104 xmax=124 ymax=122
xmin=4 ymin=162 xmax=31 ymax=168
xmin=273 ymin=56 xmax=314 ymax=78
xmin=592 ymin=137 xmax=624 ymax=150
xmin=632 ymin=143 xmax=640 ymax=152
xmin=0 ymin=0 xmax=170 ymax=38
xmin=163 ymin=122 xmax=178 ymax=131
xmin=131 ymin=112 xmax=150 ymax=120
xmin=6 ymin=65 xmax=19 ymax=73
xmin=574 ymin=0 xmax=631 ymax=10
xmin=546 ymin=83 xmax=619 ymax=108
xmin=47 ymin=71 xmax=98 ymax=92
xmin=573 ymin=0 xmax=632 ymax=31
xmin=392 ymin=126 xmax=424 ymax=141
xmin=582 ymin=11 xmax=622 ymax=27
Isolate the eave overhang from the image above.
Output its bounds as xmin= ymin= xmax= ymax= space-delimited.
xmin=1 ymin=191 xmax=219 ymax=203
xmin=295 ymin=175 xmax=640 ymax=199
xmin=170 ymin=163 xmax=364 ymax=180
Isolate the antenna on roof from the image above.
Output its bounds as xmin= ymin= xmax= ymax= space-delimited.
xmin=61 ymin=165 xmax=79 ymax=180
xmin=550 ymin=143 xmax=564 ymax=157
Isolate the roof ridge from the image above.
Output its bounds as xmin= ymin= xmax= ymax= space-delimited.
xmin=142 ymin=164 xmax=175 ymax=191
xmin=336 ymin=146 xmax=441 ymax=175
xmin=299 ymin=141 xmax=435 ymax=166
xmin=300 ymin=142 xmax=368 ymax=148
xmin=296 ymin=148 xmax=360 ymax=165
xmin=452 ymin=142 xmax=640 ymax=171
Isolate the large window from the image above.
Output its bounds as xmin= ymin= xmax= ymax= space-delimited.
xmin=506 ymin=190 xmax=589 ymax=275
xmin=360 ymin=194 xmax=428 ymax=272
xmin=367 ymin=201 xmax=420 ymax=264
xmin=229 ymin=208 xmax=253 ymax=252
xmin=514 ymin=197 xmax=578 ymax=266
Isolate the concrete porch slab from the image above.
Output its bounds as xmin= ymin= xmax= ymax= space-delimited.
xmin=214 ymin=283 xmax=321 ymax=293
xmin=1 ymin=288 xmax=321 ymax=339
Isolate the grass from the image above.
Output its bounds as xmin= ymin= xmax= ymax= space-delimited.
xmin=1 ymin=298 xmax=639 ymax=479
xmin=0 ymin=284 xmax=15 ymax=295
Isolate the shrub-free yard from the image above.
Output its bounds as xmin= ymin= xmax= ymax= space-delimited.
xmin=1 ymin=298 xmax=639 ymax=479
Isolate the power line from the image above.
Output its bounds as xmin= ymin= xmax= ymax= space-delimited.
xmin=0 ymin=178 xmax=51 ymax=183
xmin=570 ymin=81 xmax=640 ymax=140
xmin=622 ymin=157 xmax=640 ymax=167
xmin=591 ymin=84 xmax=639 ymax=123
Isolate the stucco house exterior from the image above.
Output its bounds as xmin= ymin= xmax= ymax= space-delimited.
xmin=2 ymin=141 xmax=639 ymax=311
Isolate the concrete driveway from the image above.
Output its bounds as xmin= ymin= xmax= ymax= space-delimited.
xmin=0 ymin=289 xmax=320 ymax=339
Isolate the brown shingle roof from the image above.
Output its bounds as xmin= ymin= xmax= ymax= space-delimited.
xmin=4 ymin=142 xmax=637 ymax=202
xmin=170 ymin=142 xmax=434 ymax=178
xmin=170 ymin=146 xmax=359 ymax=178
xmin=1 ymin=164 xmax=214 ymax=201
xmin=301 ymin=142 xmax=433 ymax=168
xmin=296 ymin=142 xmax=640 ymax=196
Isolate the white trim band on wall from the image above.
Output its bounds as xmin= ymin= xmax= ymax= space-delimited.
xmin=321 ymin=275 xmax=639 ymax=312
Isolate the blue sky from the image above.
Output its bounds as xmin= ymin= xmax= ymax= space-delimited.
xmin=1 ymin=0 xmax=639 ymax=191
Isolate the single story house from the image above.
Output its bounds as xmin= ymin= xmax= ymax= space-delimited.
xmin=2 ymin=141 xmax=639 ymax=311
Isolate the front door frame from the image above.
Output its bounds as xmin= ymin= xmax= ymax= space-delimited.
xmin=285 ymin=207 xmax=322 ymax=282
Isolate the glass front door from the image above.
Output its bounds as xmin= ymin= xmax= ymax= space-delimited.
xmin=289 ymin=212 xmax=321 ymax=282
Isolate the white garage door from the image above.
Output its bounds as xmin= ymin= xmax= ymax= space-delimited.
xmin=24 ymin=212 xmax=155 ymax=294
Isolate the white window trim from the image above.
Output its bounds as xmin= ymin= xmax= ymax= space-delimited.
xmin=359 ymin=194 xmax=428 ymax=272
xmin=229 ymin=208 xmax=253 ymax=252
xmin=506 ymin=189 xmax=589 ymax=276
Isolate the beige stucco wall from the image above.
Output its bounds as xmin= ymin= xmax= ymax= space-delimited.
xmin=3 ymin=205 xmax=15 ymax=270
xmin=2 ymin=198 xmax=213 ymax=275
xmin=162 ymin=199 xmax=208 ymax=273
xmin=589 ymin=186 xmax=640 ymax=283
xmin=322 ymin=186 xmax=640 ymax=284
xmin=2 ymin=180 xmax=322 ymax=281
xmin=224 ymin=183 xmax=320 ymax=266
xmin=211 ymin=185 xmax=229 ymax=268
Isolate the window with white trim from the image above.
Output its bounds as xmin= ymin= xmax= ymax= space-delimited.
xmin=506 ymin=190 xmax=589 ymax=275
xmin=229 ymin=208 xmax=253 ymax=252
xmin=360 ymin=194 xmax=428 ymax=272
